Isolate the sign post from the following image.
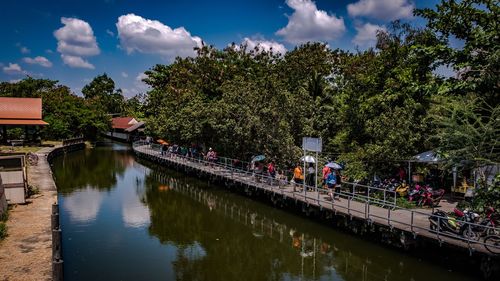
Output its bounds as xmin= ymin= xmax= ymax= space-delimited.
xmin=302 ymin=137 xmax=322 ymax=195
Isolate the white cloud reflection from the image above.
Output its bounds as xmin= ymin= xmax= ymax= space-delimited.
xmin=63 ymin=187 xmax=103 ymax=223
xmin=121 ymin=184 xmax=150 ymax=228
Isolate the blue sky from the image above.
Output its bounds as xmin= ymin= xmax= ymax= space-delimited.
xmin=0 ymin=0 xmax=440 ymax=97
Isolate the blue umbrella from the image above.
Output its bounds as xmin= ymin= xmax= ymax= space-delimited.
xmin=251 ymin=155 xmax=266 ymax=162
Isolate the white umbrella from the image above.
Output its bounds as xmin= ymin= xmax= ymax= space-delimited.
xmin=300 ymin=155 xmax=316 ymax=163
xmin=326 ymin=162 xmax=342 ymax=170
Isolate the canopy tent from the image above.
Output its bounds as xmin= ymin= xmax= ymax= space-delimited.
xmin=405 ymin=150 xmax=443 ymax=184
xmin=412 ymin=150 xmax=442 ymax=163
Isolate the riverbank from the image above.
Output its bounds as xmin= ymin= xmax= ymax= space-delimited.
xmin=0 ymin=144 xmax=83 ymax=281
xmin=0 ymin=147 xmax=57 ymax=281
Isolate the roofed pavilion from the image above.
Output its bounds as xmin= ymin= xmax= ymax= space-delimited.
xmin=0 ymin=97 xmax=48 ymax=144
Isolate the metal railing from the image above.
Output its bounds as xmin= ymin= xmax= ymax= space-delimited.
xmin=62 ymin=136 xmax=84 ymax=146
xmin=132 ymin=141 xmax=500 ymax=254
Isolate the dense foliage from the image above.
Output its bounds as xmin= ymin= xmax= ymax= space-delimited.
xmin=142 ymin=0 xmax=498 ymax=187
xmin=0 ymin=77 xmax=110 ymax=140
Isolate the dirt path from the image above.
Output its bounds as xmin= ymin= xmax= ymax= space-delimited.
xmin=0 ymin=147 xmax=58 ymax=281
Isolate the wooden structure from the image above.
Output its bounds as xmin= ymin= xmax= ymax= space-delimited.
xmin=0 ymin=97 xmax=48 ymax=144
xmin=104 ymin=117 xmax=144 ymax=142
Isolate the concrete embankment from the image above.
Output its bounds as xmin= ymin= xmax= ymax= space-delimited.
xmin=0 ymin=144 xmax=84 ymax=281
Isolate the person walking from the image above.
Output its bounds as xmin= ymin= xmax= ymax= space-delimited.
xmin=326 ymin=169 xmax=337 ymax=200
xmin=293 ymin=163 xmax=304 ymax=192
xmin=322 ymin=164 xmax=330 ymax=188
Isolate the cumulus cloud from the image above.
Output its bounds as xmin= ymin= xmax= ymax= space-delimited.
xmin=23 ymin=56 xmax=53 ymax=67
xmin=54 ymin=17 xmax=100 ymax=69
xmin=106 ymin=29 xmax=115 ymax=37
xmin=61 ymin=55 xmax=95 ymax=69
xmin=3 ymin=63 xmax=25 ymax=75
xmin=352 ymin=23 xmax=386 ymax=47
xmin=276 ymin=0 xmax=345 ymax=44
xmin=116 ymin=13 xmax=203 ymax=59
xmin=347 ymin=0 xmax=414 ymax=20
xmin=240 ymin=37 xmax=287 ymax=54
xmin=121 ymin=71 xmax=128 ymax=78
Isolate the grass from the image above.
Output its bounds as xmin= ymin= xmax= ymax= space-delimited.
xmin=0 ymin=140 xmax=63 ymax=154
xmin=27 ymin=184 xmax=40 ymax=197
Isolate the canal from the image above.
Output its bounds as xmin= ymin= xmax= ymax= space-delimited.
xmin=52 ymin=143 xmax=479 ymax=281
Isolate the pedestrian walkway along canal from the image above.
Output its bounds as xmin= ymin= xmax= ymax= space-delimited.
xmin=52 ymin=143 xmax=481 ymax=281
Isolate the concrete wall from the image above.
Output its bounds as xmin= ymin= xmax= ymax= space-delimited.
xmin=0 ymin=176 xmax=7 ymax=216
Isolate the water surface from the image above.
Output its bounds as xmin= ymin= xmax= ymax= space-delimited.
xmin=53 ymin=144 xmax=479 ymax=281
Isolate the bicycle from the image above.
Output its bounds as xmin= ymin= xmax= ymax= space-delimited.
xmin=484 ymin=234 xmax=500 ymax=255
xmin=27 ymin=152 xmax=39 ymax=166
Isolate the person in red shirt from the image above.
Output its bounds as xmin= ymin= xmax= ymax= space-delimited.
xmin=267 ymin=161 xmax=276 ymax=178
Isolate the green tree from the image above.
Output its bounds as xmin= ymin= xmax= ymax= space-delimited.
xmin=0 ymin=78 xmax=110 ymax=140
xmin=82 ymin=73 xmax=125 ymax=114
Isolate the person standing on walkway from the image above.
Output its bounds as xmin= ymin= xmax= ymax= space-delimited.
xmin=335 ymin=169 xmax=342 ymax=195
xmin=306 ymin=163 xmax=315 ymax=190
xmin=268 ymin=161 xmax=276 ymax=178
xmin=293 ymin=164 xmax=304 ymax=191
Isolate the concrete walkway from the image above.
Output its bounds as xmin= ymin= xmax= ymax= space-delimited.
xmin=0 ymin=146 xmax=58 ymax=281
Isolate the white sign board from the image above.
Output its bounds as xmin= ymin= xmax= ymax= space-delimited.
xmin=302 ymin=137 xmax=322 ymax=152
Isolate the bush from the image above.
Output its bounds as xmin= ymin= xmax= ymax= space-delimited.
xmin=471 ymin=174 xmax=500 ymax=214
xmin=27 ymin=184 xmax=40 ymax=197
xmin=0 ymin=222 xmax=7 ymax=240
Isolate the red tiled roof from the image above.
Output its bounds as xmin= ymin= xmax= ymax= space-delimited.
xmin=0 ymin=97 xmax=43 ymax=119
xmin=112 ymin=117 xmax=137 ymax=129
xmin=0 ymin=97 xmax=48 ymax=126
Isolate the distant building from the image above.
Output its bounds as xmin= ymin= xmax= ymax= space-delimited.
xmin=104 ymin=117 xmax=145 ymax=142
xmin=0 ymin=97 xmax=48 ymax=144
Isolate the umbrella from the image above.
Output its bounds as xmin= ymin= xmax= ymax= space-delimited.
xmin=326 ymin=162 xmax=343 ymax=170
xmin=251 ymin=155 xmax=266 ymax=162
xmin=156 ymin=139 xmax=166 ymax=144
xmin=300 ymin=155 xmax=316 ymax=163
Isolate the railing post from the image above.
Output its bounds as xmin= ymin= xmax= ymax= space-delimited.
xmin=410 ymin=211 xmax=414 ymax=233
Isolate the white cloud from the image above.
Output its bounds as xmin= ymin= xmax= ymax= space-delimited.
xmin=276 ymin=0 xmax=345 ymax=44
xmin=116 ymin=13 xmax=203 ymax=59
xmin=3 ymin=63 xmax=25 ymax=75
xmin=106 ymin=29 xmax=115 ymax=37
xmin=352 ymin=23 xmax=386 ymax=47
xmin=54 ymin=17 xmax=100 ymax=69
xmin=121 ymin=71 xmax=128 ymax=78
xmin=61 ymin=55 xmax=95 ymax=69
xmin=9 ymin=79 xmax=22 ymax=83
xmin=45 ymin=49 xmax=54 ymax=54
xmin=23 ymin=56 xmax=53 ymax=67
xmin=16 ymin=43 xmax=30 ymax=54
xmin=240 ymin=37 xmax=287 ymax=54
xmin=347 ymin=0 xmax=414 ymax=20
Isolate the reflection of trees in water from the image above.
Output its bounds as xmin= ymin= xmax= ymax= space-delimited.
xmin=52 ymin=147 xmax=131 ymax=193
xmin=142 ymin=166 xmax=462 ymax=281
xmin=143 ymin=167 xmax=374 ymax=281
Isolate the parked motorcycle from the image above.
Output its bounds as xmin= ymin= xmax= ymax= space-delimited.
xmin=428 ymin=209 xmax=479 ymax=240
